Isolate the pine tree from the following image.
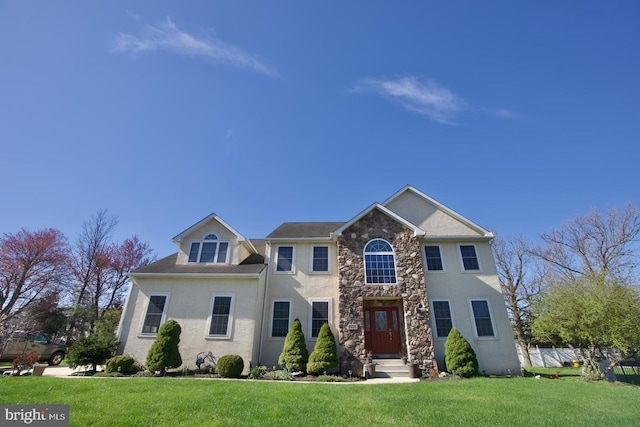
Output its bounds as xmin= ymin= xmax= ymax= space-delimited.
xmin=278 ymin=318 xmax=308 ymax=372
xmin=444 ymin=328 xmax=479 ymax=377
xmin=146 ymin=320 xmax=182 ymax=372
xmin=306 ymin=323 xmax=338 ymax=375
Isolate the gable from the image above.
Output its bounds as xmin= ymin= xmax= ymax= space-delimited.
xmin=383 ymin=186 xmax=492 ymax=237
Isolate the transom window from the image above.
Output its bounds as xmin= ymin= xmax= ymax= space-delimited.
xmin=364 ymin=239 xmax=397 ymax=284
xmin=424 ymin=245 xmax=444 ymax=271
xmin=189 ymin=234 xmax=229 ymax=264
xmin=312 ymin=246 xmax=329 ymax=272
xmin=460 ymin=245 xmax=480 ymax=271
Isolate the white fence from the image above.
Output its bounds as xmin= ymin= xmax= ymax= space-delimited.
xmin=516 ymin=346 xmax=581 ymax=368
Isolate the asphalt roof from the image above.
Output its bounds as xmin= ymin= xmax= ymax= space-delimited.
xmin=266 ymin=222 xmax=346 ymax=239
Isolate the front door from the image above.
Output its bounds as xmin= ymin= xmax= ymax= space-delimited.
xmin=364 ymin=307 xmax=402 ymax=356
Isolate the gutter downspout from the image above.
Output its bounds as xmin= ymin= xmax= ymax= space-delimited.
xmin=257 ymin=241 xmax=271 ymax=364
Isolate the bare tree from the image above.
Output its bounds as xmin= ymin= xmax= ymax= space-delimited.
xmin=69 ymin=211 xmax=154 ymax=336
xmin=532 ymin=204 xmax=640 ymax=284
xmin=0 ymin=228 xmax=70 ymax=334
xmin=493 ymin=235 xmax=546 ymax=367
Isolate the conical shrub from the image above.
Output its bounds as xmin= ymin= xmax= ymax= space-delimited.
xmin=278 ymin=318 xmax=308 ymax=372
xmin=146 ymin=319 xmax=182 ymax=372
xmin=444 ymin=328 xmax=478 ymax=377
xmin=307 ymin=323 xmax=338 ymax=375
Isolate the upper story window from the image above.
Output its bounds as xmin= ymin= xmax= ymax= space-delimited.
xmin=459 ymin=245 xmax=480 ymax=271
xmin=276 ymin=246 xmax=294 ymax=272
xmin=188 ymin=234 xmax=229 ymax=264
xmin=312 ymin=246 xmax=329 ymax=272
xmin=364 ymin=239 xmax=397 ymax=284
xmin=424 ymin=245 xmax=444 ymax=271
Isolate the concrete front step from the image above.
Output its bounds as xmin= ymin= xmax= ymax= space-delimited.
xmin=371 ymin=358 xmax=414 ymax=378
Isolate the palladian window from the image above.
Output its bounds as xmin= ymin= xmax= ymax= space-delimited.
xmin=364 ymin=239 xmax=397 ymax=284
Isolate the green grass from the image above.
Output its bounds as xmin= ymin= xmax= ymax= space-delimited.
xmin=1 ymin=370 xmax=639 ymax=426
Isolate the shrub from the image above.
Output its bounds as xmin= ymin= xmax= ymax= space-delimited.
xmin=307 ymin=323 xmax=338 ymax=375
xmin=67 ymin=321 xmax=118 ymax=371
xmin=444 ymin=328 xmax=479 ymax=378
xmin=217 ymin=355 xmax=244 ymax=378
xmin=105 ymin=355 xmax=138 ymax=375
xmin=262 ymin=369 xmax=293 ymax=380
xmin=146 ymin=320 xmax=182 ymax=373
xmin=12 ymin=352 xmax=40 ymax=375
xmin=278 ymin=318 xmax=308 ymax=372
xmin=249 ymin=365 xmax=267 ymax=379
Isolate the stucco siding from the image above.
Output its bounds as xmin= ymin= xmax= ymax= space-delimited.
xmin=386 ymin=191 xmax=484 ymax=236
xmin=261 ymin=241 xmax=340 ymax=368
xmin=119 ymin=275 xmax=265 ymax=373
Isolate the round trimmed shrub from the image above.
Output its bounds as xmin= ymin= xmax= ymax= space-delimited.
xmin=105 ymin=355 xmax=137 ymax=375
xmin=217 ymin=355 xmax=244 ymax=378
xmin=444 ymin=328 xmax=479 ymax=377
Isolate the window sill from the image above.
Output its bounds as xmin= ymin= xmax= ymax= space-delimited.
xmin=205 ymin=336 xmax=231 ymax=341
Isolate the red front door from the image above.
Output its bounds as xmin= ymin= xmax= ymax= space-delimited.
xmin=364 ymin=307 xmax=402 ymax=356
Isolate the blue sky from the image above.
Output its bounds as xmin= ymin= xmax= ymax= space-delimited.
xmin=1 ymin=1 xmax=639 ymax=258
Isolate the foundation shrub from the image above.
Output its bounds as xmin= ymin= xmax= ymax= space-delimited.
xmin=217 ymin=355 xmax=244 ymax=378
xmin=444 ymin=328 xmax=479 ymax=378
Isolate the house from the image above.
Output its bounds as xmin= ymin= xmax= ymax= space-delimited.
xmin=117 ymin=186 xmax=521 ymax=376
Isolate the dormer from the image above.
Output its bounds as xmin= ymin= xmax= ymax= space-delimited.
xmin=171 ymin=213 xmax=258 ymax=266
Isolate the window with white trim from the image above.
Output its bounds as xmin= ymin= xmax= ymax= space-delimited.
xmin=141 ymin=294 xmax=168 ymax=334
xmin=460 ymin=245 xmax=480 ymax=271
xmin=364 ymin=239 xmax=397 ymax=284
xmin=470 ymin=299 xmax=495 ymax=337
xmin=188 ymin=234 xmax=229 ymax=264
xmin=432 ymin=300 xmax=453 ymax=338
xmin=276 ymin=246 xmax=294 ymax=272
xmin=310 ymin=300 xmax=329 ymax=338
xmin=208 ymin=294 xmax=234 ymax=337
xmin=312 ymin=246 xmax=329 ymax=272
xmin=271 ymin=300 xmax=291 ymax=337
xmin=424 ymin=245 xmax=444 ymax=271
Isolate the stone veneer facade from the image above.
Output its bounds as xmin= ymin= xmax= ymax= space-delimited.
xmin=337 ymin=209 xmax=437 ymax=377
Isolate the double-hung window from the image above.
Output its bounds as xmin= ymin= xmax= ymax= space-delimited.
xmin=276 ymin=246 xmax=294 ymax=272
xmin=460 ymin=245 xmax=480 ymax=271
xmin=312 ymin=246 xmax=329 ymax=272
xmin=310 ymin=301 xmax=329 ymax=338
xmin=364 ymin=239 xmax=397 ymax=284
xmin=141 ymin=294 xmax=168 ymax=334
xmin=470 ymin=299 xmax=495 ymax=337
xmin=208 ymin=294 xmax=234 ymax=338
xmin=271 ymin=300 xmax=291 ymax=338
xmin=424 ymin=245 xmax=444 ymax=271
xmin=432 ymin=300 xmax=453 ymax=338
xmin=189 ymin=234 xmax=229 ymax=264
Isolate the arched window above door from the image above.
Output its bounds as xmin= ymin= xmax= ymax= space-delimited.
xmin=364 ymin=239 xmax=397 ymax=284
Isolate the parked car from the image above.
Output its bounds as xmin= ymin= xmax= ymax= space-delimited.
xmin=0 ymin=331 xmax=67 ymax=365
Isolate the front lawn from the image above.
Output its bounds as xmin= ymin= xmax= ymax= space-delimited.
xmin=1 ymin=371 xmax=638 ymax=426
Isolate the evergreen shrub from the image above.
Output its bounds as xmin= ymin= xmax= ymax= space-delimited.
xmin=278 ymin=319 xmax=308 ymax=372
xmin=145 ymin=320 xmax=183 ymax=372
xmin=444 ymin=328 xmax=479 ymax=378
xmin=105 ymin=355 xmax=138 ymax=375
xmin=306 ymin=323 xmax=338 ymax=375
xmin=217 ymin=355 xmax=244 ymax=378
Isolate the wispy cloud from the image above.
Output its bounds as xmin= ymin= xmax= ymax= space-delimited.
xmin=353 ymin=76 xmax=466 ymax=124
xmin=111 ymin=17 xmax=277 ymax=76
